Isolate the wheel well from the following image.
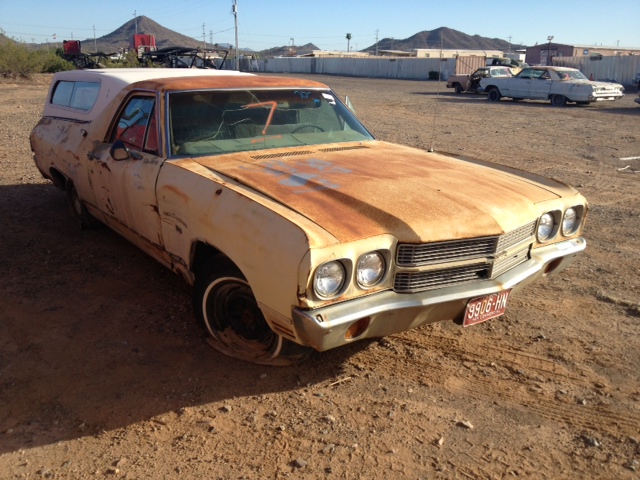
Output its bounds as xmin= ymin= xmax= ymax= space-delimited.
xmin=49 ymin=168 xmax=67 ymax=190
xmin=191 ymin=241 xmax=227 ymax=277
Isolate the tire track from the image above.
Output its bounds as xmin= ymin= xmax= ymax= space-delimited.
xmin=372 ymin=332 xmax=640 ymax=437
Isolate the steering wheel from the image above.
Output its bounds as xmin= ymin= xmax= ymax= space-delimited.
xmin=291 ymin=123 xmax=325 ymax=134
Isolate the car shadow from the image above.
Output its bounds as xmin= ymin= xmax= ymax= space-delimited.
xmin=0 ymin=183 xmax=366 ymax=453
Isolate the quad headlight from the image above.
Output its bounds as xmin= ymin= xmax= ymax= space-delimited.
xmin=537 ymin=212 xmax=556 ymax=242
xmin=562 ymin=207 xmax=578 ymax=236
xmin=356 ymin=251 xmax=386 ymax=288
xmin=314 ymin=260 xmax=346 ymax=298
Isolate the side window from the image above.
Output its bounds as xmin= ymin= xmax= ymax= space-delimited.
xmin=111 ymin=96 xmax=157 ymax=154
xmin=51 ymin=81 xmax=100 ymax=111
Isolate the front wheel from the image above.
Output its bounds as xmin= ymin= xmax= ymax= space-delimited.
xmin=551 ymin=94 xmax=567 ymax=106
xmin=454 ymin=83 xmax=463 ymax=94
xmin=487 ymin=88 xmax=502 ymax=102
xmin=193 ymin=258 xmax=309 ymax=365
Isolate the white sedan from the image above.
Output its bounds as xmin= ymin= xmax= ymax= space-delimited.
xmin=480 ymin=66 xmax=624 ymax=106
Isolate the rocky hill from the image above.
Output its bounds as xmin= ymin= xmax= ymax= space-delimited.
xmin=364 ymin=26 xmax=522 ymax=53
xmin=87 ymin=16 xmax=203 ymax=54
xmin=258 ymin=43 xmax=320 ymax=58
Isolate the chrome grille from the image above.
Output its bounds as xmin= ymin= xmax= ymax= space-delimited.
xmin=397 ymin=238 xmax=496 ymax=266
xmin=496 ymin=221 xmax=536 ymax=252
xmin=490 ymin=246 xmax=530 ymax=278
xmin=394 ymin=265 xmax=489 ymax=293
xmin=393 ymin=221 xmax=535 ymax=293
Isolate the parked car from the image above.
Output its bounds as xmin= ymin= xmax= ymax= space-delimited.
xmin=480 ymin=66 xmax=624 ymax=105
xmin=447 ymin=66 xmax=512 ymax=94
xmin=30 ymin=69 xmax=588 ymax=364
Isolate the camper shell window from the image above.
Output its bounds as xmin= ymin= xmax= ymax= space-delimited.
xmin=51 ymin=81 xmax=100 ymax=112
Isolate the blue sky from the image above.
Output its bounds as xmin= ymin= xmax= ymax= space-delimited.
xmin=1 ymin=0 xmax=638 ymax=51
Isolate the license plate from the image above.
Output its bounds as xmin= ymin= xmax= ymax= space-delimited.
xmin=463 ymin=290 xmax=511 ymax=327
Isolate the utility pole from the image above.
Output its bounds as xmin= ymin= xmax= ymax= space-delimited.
xmin=93 ymin=24 xmax=97 ymax=53
xmin=546 ymin=35 xmax=554 ymax=65
xmin=202 ymin=23 xmax=206 ymax=49
xmin=375 ymin=29 xmax=379 ymax=56
xmin=133 ymin=11 xmax=138 ymax=35
xmin=232 ymin=0 xmax=239 ymax=70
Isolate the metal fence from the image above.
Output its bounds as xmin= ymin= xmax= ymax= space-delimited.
xmin=235 ymin=57 xmax=457 ymax=81
xmin=552 ymin=55 xmax=640 ymax=86
xmin=229 ymin=54 xmax=640 ymax=87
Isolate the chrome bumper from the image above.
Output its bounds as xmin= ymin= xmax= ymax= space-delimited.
xmin=292 ymin=237 xmax=586 ymax=351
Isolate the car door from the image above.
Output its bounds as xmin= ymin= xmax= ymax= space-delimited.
xmin=528 ymin=70 xmax=553 ymax=100
xmin=87 ymin=93 xmax=165 ymax=247
xmin=505 ymin=68 xmax=535 ymax=98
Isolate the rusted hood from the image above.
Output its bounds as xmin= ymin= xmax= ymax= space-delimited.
xmin=193 ymin=141 xmax=573 ymax=243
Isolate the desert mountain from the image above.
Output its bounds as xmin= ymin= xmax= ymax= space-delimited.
xmin=365 ymin=27 xmax=522 ymax=53
xmin=86 ymin=16 xmax=203 ymax=54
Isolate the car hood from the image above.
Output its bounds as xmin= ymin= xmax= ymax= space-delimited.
xmin=193 ymin=141 xmax=574 ymax=243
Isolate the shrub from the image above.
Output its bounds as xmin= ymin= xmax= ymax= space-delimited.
xmin=0 ymin=41 xmax=40 ymax=78
xmin=0 ymin=40 xmax=73 ymax=78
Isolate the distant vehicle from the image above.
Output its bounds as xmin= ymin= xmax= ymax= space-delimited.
xmin=486 ymin=57 xmax=527 ymax=75
xmin=480 ymin=66 xmax=624 ymax=106
xmin=447 ymin=66 xmax=512 ymax=94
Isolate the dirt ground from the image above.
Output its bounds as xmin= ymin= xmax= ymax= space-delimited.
xmin=0 ymin=73 xmax=639 ymax=479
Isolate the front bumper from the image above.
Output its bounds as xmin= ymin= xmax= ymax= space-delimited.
xmin=292 ymin=237 xmax=586 ymax=351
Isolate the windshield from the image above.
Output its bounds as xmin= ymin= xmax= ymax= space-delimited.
xmin=169 ymin=88 xmax=373 ymax=156
xmin=562 ymin=70 xmax=588 ymax=80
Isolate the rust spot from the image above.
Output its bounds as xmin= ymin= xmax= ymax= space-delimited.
xmin=98 ymin=161 xmax=111 ymax=172
xmin=162 ymin=184 xmax=189 ymax=203
xmin=175 ymin=225 xmax=183 ymax=234
xmin=215 ymin=189 xmax=222 ymax=196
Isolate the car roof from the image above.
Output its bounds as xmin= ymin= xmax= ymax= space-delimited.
xmin=42 ymin=68 xmax=330 ymax=122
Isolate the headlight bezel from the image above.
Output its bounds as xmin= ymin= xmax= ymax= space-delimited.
xmin=537 ymin=206 xmax=585 ymax=243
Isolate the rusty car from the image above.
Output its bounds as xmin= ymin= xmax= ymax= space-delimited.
xmin=480 ymin=66 xmax=624 ymax=105
xmin=30 ymin=68 xmax=588 ymax=364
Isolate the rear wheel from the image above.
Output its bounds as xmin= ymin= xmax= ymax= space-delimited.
xmin=454 ymin=83 xmax=463 ymax=94
xmin=193 ymin=257 xmax=309 ymax=365
xmin=66 ymin=182 xmax=100 ymax=229
xmin=487 ymin=88 xmax=502 ymax=102
xmin=551 ymin=94 xmax=567 ymax=106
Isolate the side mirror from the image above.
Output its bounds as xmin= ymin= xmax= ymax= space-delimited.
xmin=110 ymin=139 xmax=142 ymax=161
xmin=110 ymin=140 xmax=130 ymax=161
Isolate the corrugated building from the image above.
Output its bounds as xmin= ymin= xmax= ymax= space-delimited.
xmin=526 ymin=43 xmax=640 ymax=66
